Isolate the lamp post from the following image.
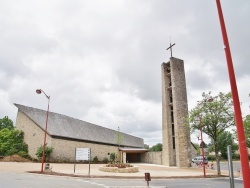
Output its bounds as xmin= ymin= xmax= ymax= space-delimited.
xmin=196 ymin=98 xmax=213 ymax=177
xmin=36 ymin=89 xmax=50 ymax=173
xmin=196 ymin=116 xmax=206 ymax=178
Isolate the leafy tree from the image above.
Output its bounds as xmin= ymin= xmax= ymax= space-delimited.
xmin=0 ymin=128 xmax=28 ymax=156
xmin=0 ymin=116 xmax=14 ymax=130
xmin=208 ymin=143 xmax=214 ymax=153
xmin=149 ymin=143 xmax=162 ymax=151
xmin=144 ymin=144 xmax=150 ymax=149
xmin=35 ymin=146 xmax=53 ymax=162
xmin=189 ymin=92 xmax=234 ymax=175
xmin=243 ymin=115 xmax=250 ymax=148
xmin=216 ymin=131 xmax=238 ymax=159
xmin=192 ymin=143 xmax=200 ymax=155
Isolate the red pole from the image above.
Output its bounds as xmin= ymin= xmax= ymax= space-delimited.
xmin=199 ymin=116 xmax=206 ymax=177
xmin=41 ymin=98 xmax=50 ymax=172
xmin=215 ymin=1 xmax=250 ymax=187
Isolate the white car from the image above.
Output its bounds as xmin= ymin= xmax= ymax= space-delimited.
xmin=192 ymin=156 xmax=208 ymax=164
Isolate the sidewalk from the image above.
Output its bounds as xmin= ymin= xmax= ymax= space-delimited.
xmin=0 ymin=162 xmax=233 ymax=178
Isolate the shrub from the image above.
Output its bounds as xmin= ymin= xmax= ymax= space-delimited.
xmin=6 ymin=148 xmax=18 ymax=156
xmin=35 ymin=146 xmax=53 ymax=162
xmin=232 ymin=153 xmax=240 ymax=160
xmin=110 ymin=153 xmax=116 ymax=162
xmin=105 ymin=163 xmax=133 ymax=168
xmin=207 ymin=155 xmax=215 ymax=161
xmin=103 ymin=157 xmax=108 ymax=163
xmin=17 ymin=151 xmax=31 ymax=159
xmin=93 ymin=156 xmax=99 ymax=163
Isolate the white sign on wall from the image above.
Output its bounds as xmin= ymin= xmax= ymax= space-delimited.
xmin=75 ymin=148 xmax=90 ymax=161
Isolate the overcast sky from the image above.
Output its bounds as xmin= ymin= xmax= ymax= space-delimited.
xmin=0 ymin=0 xmax=249 ymax=146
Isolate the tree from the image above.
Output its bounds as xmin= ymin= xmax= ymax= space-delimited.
xmin=0 ymin=116 xmax=14 ymax=130
xmin=243 ymin=115 xmax=250 ymax=148
xmin=217 ymin=131 xmax=238 ymax=159
xmin=0 ymin=128 xmax=28 ymax=156
xmin=192 ymin=143 xmax=200 ymax=155
xmin=208 ymin=142 xmax=214 ymax=153
xmin=189 ymin=92 xmax=234 ymax=175
xmin=149 ymin=143 xmax=162 ymax=151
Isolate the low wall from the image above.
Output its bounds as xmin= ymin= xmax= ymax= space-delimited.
xmin=141 ymin=151 xmax=162 ymax=165
xmin=99 ymin=166 xmax=139 ymax=173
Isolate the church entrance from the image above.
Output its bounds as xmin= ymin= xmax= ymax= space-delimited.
xmin=119 ymin=147 xmax=148 ymax=163
xmin=126 ymin=153 xmax=141 ymax=163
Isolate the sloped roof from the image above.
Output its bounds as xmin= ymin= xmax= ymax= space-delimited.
xmin=14 ymin=103 xmax=144 ymax=148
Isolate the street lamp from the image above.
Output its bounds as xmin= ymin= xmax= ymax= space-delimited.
xmin=196 ymin=98 xmax=213 ymax=178
xmin=36 ymin=89 xmax=50 ymax=173
xmin=196 ymin=117 xmax=206 ymax=178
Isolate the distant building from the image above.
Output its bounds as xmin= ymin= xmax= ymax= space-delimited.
xmin=14 ymin=103 xmax=147 ymax=163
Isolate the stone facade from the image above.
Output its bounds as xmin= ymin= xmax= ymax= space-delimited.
xmin=141 ymin=151 xmax=162 ymax=165
xmin=16 ymin=111 xmax=51 ymax=159
xmin=161 ymin=57 xmax=191 ymax=167
xmin=51 ymin=138 xmax=119 ymax=162
xmin=16 ymin=111 xmax=122 ymax=162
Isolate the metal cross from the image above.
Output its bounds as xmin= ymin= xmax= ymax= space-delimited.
xmin=166 ymin=42 xmax=176 ymax=57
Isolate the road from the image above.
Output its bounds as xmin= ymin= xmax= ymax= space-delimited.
xmin=0 ymin=171 xmax=243 ymax=188
xmin=213 ymin=161 xmax=241 ymax=172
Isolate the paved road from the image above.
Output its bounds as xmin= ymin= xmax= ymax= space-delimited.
xmin=213 ymin=161 xmax=241 ymax=172
xmin=0 ymin=171 xmax=243 ymax=188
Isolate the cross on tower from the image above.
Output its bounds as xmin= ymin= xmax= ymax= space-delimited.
xmin=166 ymin=42 xmax=176 ymax=57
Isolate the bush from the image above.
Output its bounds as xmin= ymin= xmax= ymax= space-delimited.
xmin=232 ymin=153 xmax=240 ymax=160
xmin=0 ymin=129 xmax=28 ymax=156
xmin=93 ymin=156 xmax=99 ymax=163
xmin=207 ymin=155 xmax=215 ymax=161
xmin=6 ymin=148 xmax=18 ymax=156
xmin=35 ymin=146 xmax=53 ymax=162
xmin=110 ymin=153 xmax=116 ymax=162
xmin=17 ymin=151 xmax=31 ymax=159
xmin=103 ymin=157 xmax=108 ymax=163
xmin=106 ymin=163 xmax=133 ymax=168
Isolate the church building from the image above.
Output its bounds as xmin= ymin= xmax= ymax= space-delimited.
xmin=14 ymin=103 xmax=147 ymax=163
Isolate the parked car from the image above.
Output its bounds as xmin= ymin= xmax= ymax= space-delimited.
xmin=192 ymin=156 xmax=208 ymax=164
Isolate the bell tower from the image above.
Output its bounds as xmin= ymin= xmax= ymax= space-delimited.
xmin=161 ymin=57 xmax=191 ymax=167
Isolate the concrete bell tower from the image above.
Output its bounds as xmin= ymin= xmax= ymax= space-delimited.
xmin=161 ymin=57 xmax=191 ymax=167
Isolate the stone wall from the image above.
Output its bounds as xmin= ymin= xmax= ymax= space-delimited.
xmin=171 ymin=57 xmax=191 ymax=167
xmin=161 ymin=62 xmax=175 ymax=166
xmin=15 ymin=111 xmax=51 ymax=159
xmin=51 ymin=138 xmax=119 ymax=162
xmin=141 ymin=151 xmax=162 ymax=165
xmin=15 ymin=111 xmax=120 ymax=162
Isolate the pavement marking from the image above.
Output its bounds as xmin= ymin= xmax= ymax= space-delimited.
xmin=109 ymin=186 xmax=167 ymax=188
xmin=76 ymin=179 xmax=167 ymax=188
xmin=234 ymin=177 xmax=243 ymax=180
xmin=76 ymin=180 xmax=109 ymax=187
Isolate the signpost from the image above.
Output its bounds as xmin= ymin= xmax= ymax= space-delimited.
xmin=74 ymin=148 xmax=91 ymax=176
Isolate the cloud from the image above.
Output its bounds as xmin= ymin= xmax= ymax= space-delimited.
xmin=0 ymin=0 xmax=249 ymax=146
